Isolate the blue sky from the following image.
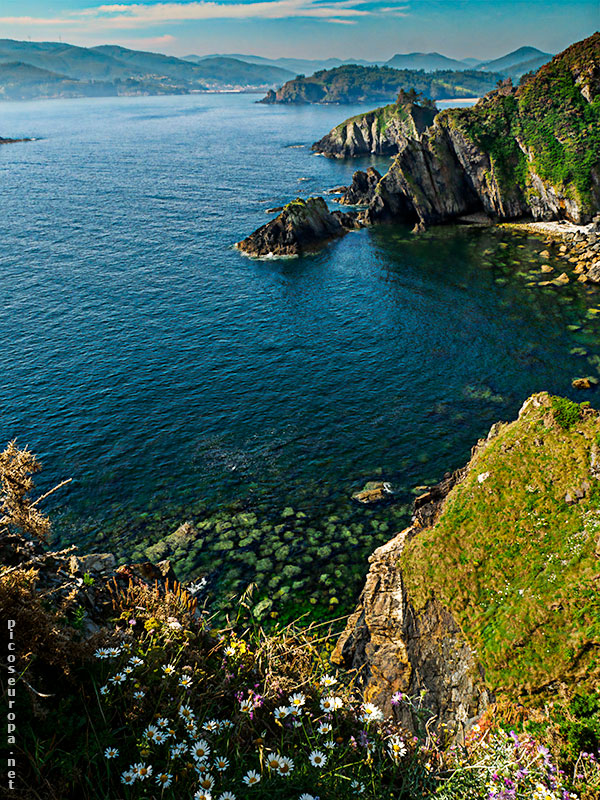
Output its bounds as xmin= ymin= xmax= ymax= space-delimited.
xmin=0 ymin=0 xmax=597 ymax=60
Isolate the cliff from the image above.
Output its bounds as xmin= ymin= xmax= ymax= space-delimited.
xmin=312 ymin=98 xmax=437 ymax=158
xmin=235 ymin=196 xmax=359 ymax=256
xmin=334 ymin=393 xmax=600 ymax=735
xmin=363 ymin=33 xmax=600 ymax=225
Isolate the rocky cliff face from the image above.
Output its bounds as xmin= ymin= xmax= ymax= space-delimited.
xmin=235 ymin=197 xmax=359 ymax=257
xmin=336 ymin=167 xmax=382 ymax=206
xmin=335 ymin=392 xmax=600 ymax=734
xmin=363 ymin=34 xmax=600 ymax=226
xmin=312 ymin=101 xmax=436 ymax=158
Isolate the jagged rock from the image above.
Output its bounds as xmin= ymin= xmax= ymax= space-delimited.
xmin=266 ymin=206 xmax=283 ymax=214
xmin=236 ymin=197 xmax=359 ymax=257
xmin=362 ymin=35 xmax=600 ymax=227
xmin=337 ymin=168 xmax=382 ymax=206
xmin=588 ymin=262 xmax=600 ymax=283
xmin=572 ymin=377 xmax=594 ymax=389
xmin=68 ymin=553 xmax=116 ymax=575
xmin=312 ymin=101 xmax=436 ymax=158
xmin=352 ymin=481 xmax=393 ymax=504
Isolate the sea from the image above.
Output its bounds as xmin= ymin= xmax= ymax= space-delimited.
xmin=1 ymin=92 xmax=598 ymax=619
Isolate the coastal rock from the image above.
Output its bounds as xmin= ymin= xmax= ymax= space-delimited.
xmin=337 ymin=168 xmax=382 ymax=206
xmin=351 ymin=480 xmax=393 ymax=504
xmin=312 ymin=99 xmax=436 ymax=158
xmin=236 ymin=197 xmax=359 ymax=257
xmin=362 ymin=35 xmax=600 ymax=227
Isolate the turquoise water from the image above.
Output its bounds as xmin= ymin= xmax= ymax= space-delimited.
xmin=1 ymin=93 xmax=599 ymax=618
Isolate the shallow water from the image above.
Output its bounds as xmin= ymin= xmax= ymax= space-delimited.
xmin=1 ymin=93 xmax=598 ymax=617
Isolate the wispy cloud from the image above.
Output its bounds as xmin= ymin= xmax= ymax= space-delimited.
xmin=0 ymin=0 xmax=384 ymax=30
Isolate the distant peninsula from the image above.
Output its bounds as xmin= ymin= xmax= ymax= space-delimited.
xmin=259 ymin=64 xmax=505 ymax=105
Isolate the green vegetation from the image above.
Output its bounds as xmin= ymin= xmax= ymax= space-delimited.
xmin=400 ymin=393 xmax=600 ymax=698
xmin=263 ymin=63 xmax=504 ymax=104
xmin=442 ymin=33 xmax=600 ymax=215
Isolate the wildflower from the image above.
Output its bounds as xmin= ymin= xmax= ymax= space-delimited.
xmin=133 ymin=763 xmax=152 ymax=780
xmin=121 ymin=771 xmax=136 ymax=785
xmin=129 ymin=656 xmax=144 ymax=667
xmin=387 ymin=735 xmax=407 ymax=761
xmin=288 ymin=693 xmax=306 ymax=707
xmin=289 ymin=706 xmax=303 ymax=719
xmin=104 ymin=747 xmax=119 ymax=759
xmin=266 ymin=754 xmax=283 ymax=771
xmin=214 ymin=756 xmax=229 ymax=771
xmin=107 ymin=647 xmax=122 ymax=657
xmin=110 ymin=673 xmax=126 ymax=685
xmin=351 ymin=780 xmax=365 ymax=794
xmin=273 ymin=706 xmax=289 ymax=720
xmin=391 ymin=691 xmax=403 ymax=705
xmin=170 ymin=742 xmax=188 ymax=758
xmin=194 ymin=793 xmax=212 ymax=800
xmin=317 ymin=722 xmax=331 ymax=734
xmin=179 ymin=704 xmax=195 ymax=720
xmin=198 ymin=775 xmax=215 ymax=791
xmin=309 ymin=750 xmax=327 ymax=768
xmin=156 ymin=772 xmax=172 ymax=788
xmin=188 ymin=577 xmax=207 ymax=596
xmin=299 ymin=795 xmax=319 ymax=800
xmin=167 ymin=616 xmax=182 ymax=630
xmin=360 ymin=702 xmax=384 ymax=723
xmin=145 ymin=724 xmax=159 ymax=741
xmin=94 ymin=648 xmax=110 ymax=659
xmin=320 ymin=696 xmax=343 ymax=713
xmin=319 ymin=675 xmax=337 ymax=687
xmin=162 ymin=663 xmax=177 ymax=676
xmin=133 ymin=689 xmax=145 ymax=699
xmin=179 ymin=675 xmax=193 ymax=689
xmin=239 ymin=699 xmax=253 ymax=713
xmin=99 ymin=685 xmax=109 ymax=696
xmin=203 ymin=719 xmax=221 ymax=733
xmin=154 ymin=731 xmax=168 ymax=745
xmin=224 ymin=645 xmax=236 ymax=657
xmin=195 ymin=761 xmax=211 ymax=776
xmin=242 ymin=770 xmax=261 ymax=786
xmin=277 ymin=756 xmax=294 ymax=776
xmin=191 ymin=740 xmax=211 ymax=760
xmin=156 ymin=717 xmax=169 ymax=728
xmin=217 ymin=793 xmax=236 ymax=800
xmin=323 ymin=740 xmax=335 ymax=750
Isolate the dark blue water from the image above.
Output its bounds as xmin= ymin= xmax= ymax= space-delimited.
xmin=1 ymin=93 xmax=599 ymax=617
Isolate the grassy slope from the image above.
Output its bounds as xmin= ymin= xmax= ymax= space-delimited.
xmin=401 ymin=393 xmax=600 ymax=697
xmin=442 ymin=32 xmax=600 ymax=210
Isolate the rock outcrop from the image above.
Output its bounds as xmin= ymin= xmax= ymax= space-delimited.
xmin=235 ymin=197 xmax=360 ymax=257
xmin=362 ymin=34 xmax=600 ymax=226
xmin=312 ymin=100 xmax=436 ymax=158
xmin=336 ymin=167 xmax=382 ymax=206
xmin=335 ymin=392 xmax=600 ymax=735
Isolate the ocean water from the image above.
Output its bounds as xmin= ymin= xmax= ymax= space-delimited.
xmin=1 ymin=93 xmax=599 ymax=616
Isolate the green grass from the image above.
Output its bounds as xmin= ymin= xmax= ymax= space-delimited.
xmin=400 ymin=393 xmax=600 ymax=698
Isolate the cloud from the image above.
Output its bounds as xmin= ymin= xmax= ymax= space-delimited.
xmin=0 ymin=0 xmax=380 ymax=30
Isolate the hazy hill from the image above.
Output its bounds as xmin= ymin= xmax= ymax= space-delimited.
xmin=0 ymin=39 xmax=294 ymax=100
xmin=478 ymin=45 xmax=553 ymax=72
xmin=184 ymin=53 xmax=373 ymax=75
xmin=385 ymin=51 xmax=470 ymax=71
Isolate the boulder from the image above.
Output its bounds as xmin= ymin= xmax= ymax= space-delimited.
xmin=352 ymin=480 xmax=393 ymax=504
xmin=236 ymin=197 xmax=359 ymax=257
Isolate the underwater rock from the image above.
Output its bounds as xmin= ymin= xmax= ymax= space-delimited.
xmin=352 ymin=481 xmax=394 ymax=504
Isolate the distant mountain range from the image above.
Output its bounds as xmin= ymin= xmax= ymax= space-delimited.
xmin=0 ymin=39 xmax=554 ymax=102
xmin=0 ymin=39 xmax=295 ymax=100
xmin=185 ymin=47 xmax=553 ymax=78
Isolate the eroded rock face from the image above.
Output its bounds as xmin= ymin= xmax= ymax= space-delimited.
xmin=312 ymin=102 xmax=436 ymax=158
xmin=334 ymin=462 xmax=491 ymax=738
xmin=337 ymin=168 xmax=382 ymax=206
xmin=235 ymin=197 xmax=359 ymax=257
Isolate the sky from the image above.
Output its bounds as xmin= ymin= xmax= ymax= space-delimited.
xmin=0 ymin=0 xmax=597 ymax=60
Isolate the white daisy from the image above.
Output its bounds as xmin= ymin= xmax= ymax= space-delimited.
xmin=288 ymin=693 xmax=306 ymax=707
xmin=198 ymin=774 xmax=215 ymax=791
xmin=273 ymin=706 xmax=289 ymax=720
xmin=317 ymin=722 xmax=331 ymax=734
xmin=104 ymin=747 xmax=119 ymax=759
xmin=99 ymin=685 xmax=109 ymax=696
xmin=360 ymin=702 xmax=384 ymax=723
xmin=134 ymin=763 xmax=152 ymax=780
xmin=191 ymin=740 xmax=211 ymax=760
xmin=319 ymin=674 xmax=337 ymax=687
xmin=387 ymin=735 xmax=407 ymax=761
xmin=217 ymin=793 xmax=236 ymax=800
xmin=214 ymin=756 xmax=229 ymax=771
xmin=320 ymin=696 xmax=342 ymax=712
xmin=266 ymin=754 xmax=283 ymax=771
xmin=129 ymin=656 xmax=144 ymax=667
xmin=179 ymin=675 xmax=193 ymax=689
xmin=156 ymin=772 xmax=173 ymax=788
xmin=242 ymin=770 xmax=261 ymax=786
xmin=162 ymin=663 xmax=176 ymax=676
xmin=308 ymin=750 xmax=327 ymax=768
xmin=121 ymin=771 xmax=136 ymax=785
xmin=277 ymin=756 xmax=294 ymax=776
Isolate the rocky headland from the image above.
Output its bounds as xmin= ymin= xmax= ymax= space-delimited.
xmin=235 ymin=196 xmax=360 ymax=257
xmin=312 ymin=94 xmax=437 ymax=158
